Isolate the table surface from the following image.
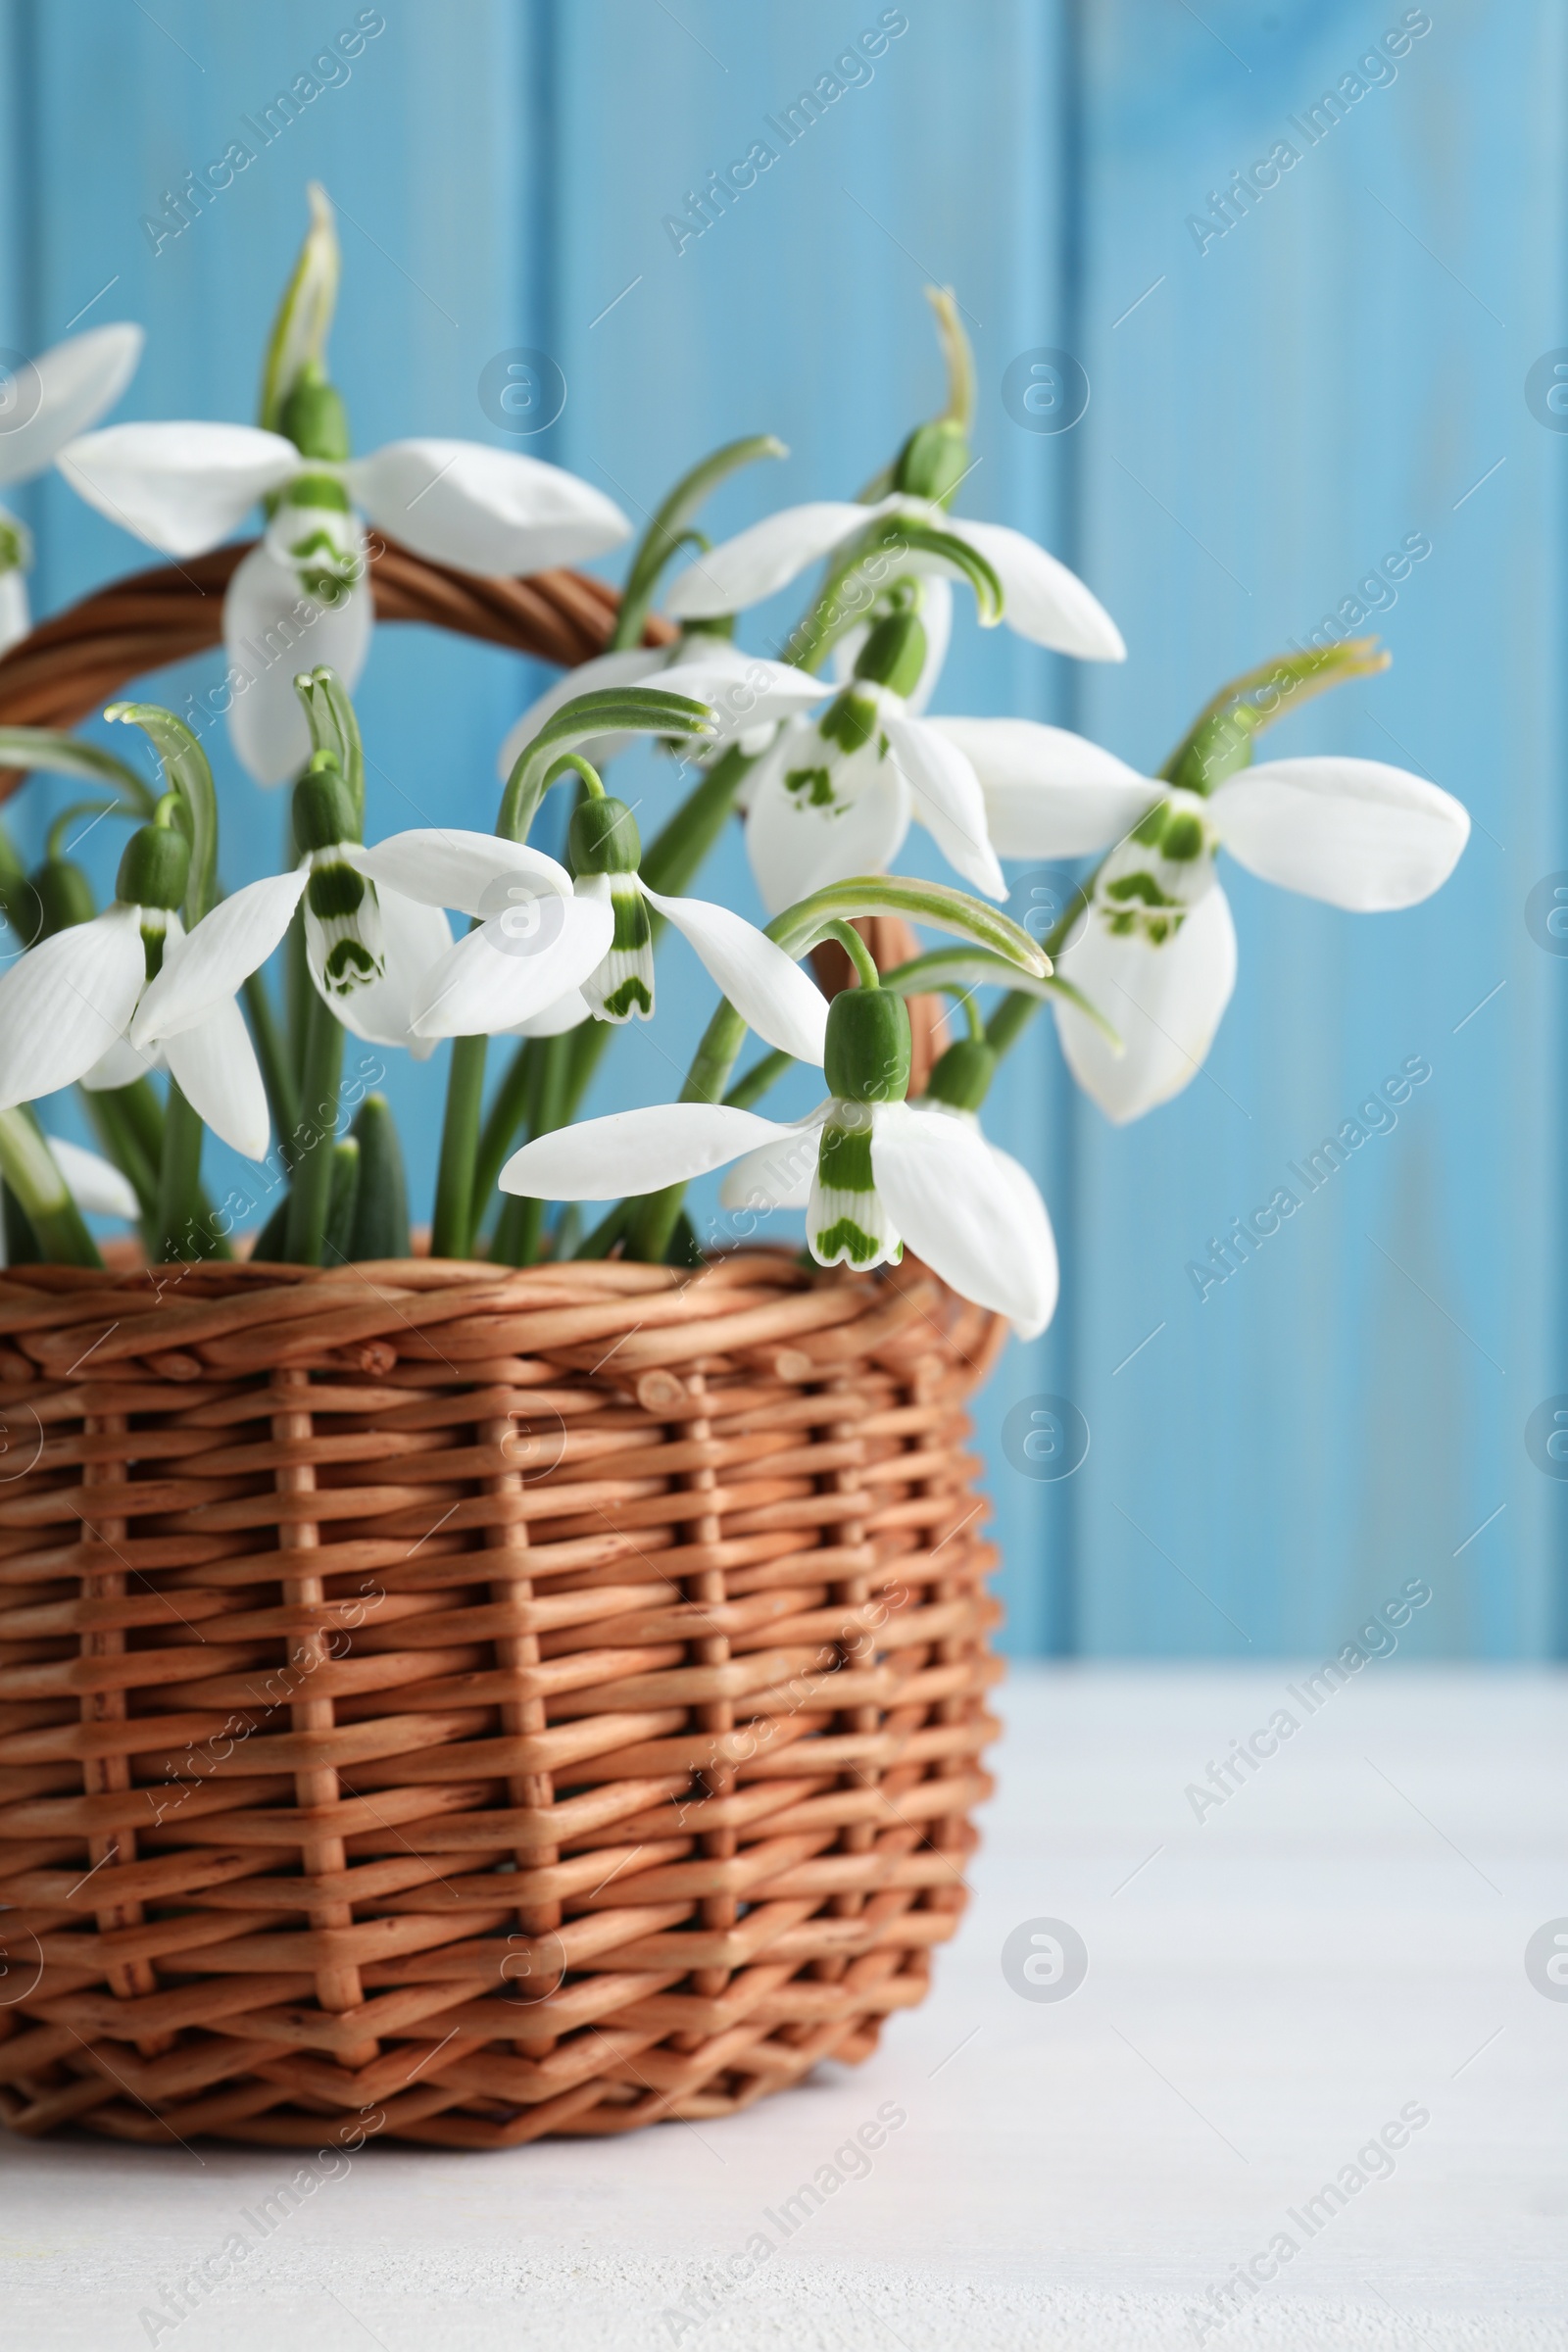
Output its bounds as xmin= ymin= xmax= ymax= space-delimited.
xmin=3 ymin=1665 xmax=1565 ymax=2352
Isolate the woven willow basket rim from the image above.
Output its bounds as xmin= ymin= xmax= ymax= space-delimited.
xmin=0 ymin=1249 xmax=1005 ymax=2148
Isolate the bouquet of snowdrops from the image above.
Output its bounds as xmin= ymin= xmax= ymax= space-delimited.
xmin=0 ymin=187 xmax=1469 ymax=1340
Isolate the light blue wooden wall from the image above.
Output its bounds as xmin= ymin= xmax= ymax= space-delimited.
xmin=0 ymin=1 xmax=1554 ymax=1658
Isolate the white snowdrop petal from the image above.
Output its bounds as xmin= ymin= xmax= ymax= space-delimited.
xmin=1209 ymin=758 xmax=1472 ymax=910
xmin=132 ymin=870 xmax=308 ymax=1046
xmin=983 ymin=1136 xmax=1060 ymax=1339
xmin=717 ymin=1105 xmax=831 ymax=1214
xmin=355 ymin=831 xmax=573 ymax=917
xmin=163 ymin=999 xmax=270 ymax=1159
xmin=881 ymin=706 xmax=1005 ymax=899
xmin=312 ymin=889 xmax=455 ymax=1055
xmin=348 ymin=439 xmax=629 ymax=573
xmin=930 ymin=717 xmax=1159 ymax=858
xmin=0 ymin=322 xmax=143 ymax=489
xmin=57 ymin=420 xmax=300 ymax=555
xmin=501 ymin=1102 xmax=788 ymax=1200
xmin=1054 ymin=881 xmax=1239 ymax=1123
xmin=0 ymin=564 xmax=29 ymax=658
xmin=223 ymin=540 xmax=373 ymax=786
xmin=948 ymin=518 xmax=1126 ymax=660
xmin=412 ymin=891 xmax=612 ymax=1038
xmin=743 ymin=730 xmax=911 ymax=916
xmin=47 ymin=1136 xmax=139 ymax=1222
xmin=0 ymin=906 xmax=146 ymax=1107
xmin=870 ymin=1102 xmax=1031 ymax=1318
xmin=662 ymin=503 xmax=873 ymax=618
xmin=640 ymin=883 xmax=830 ymax=1064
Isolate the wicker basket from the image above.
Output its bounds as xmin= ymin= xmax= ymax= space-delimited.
xmin=0 ymin=1251 xmax=1003 ymax=2147
xmin=0 ymin=546 xmax=997 ymax=2146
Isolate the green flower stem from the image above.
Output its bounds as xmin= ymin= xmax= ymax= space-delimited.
xmin=611 ymin=435 xmax=786 ymax=652
xmin=0 ymin=730 xmax=157 ymax=818
xmin=243 ymin=968 xmax=302 ymax=1162
xmin=625 ymin=875 xmax=1045 ymax=1262
xmin=0 ymin=1109 xmax=101 ymax=1266
xmin=82 ymin=1085 xmax=161 ymax=1226
xmin=154 ymin=1084 xmax=206 ymax=1263
xmin=723 ymin=1049 xmax=795 ymax=1109
xmin=498 ymin=688 xmax=712 ymax=846
xmin=473 ymin=739 xmax=763 ymax=1226
xmin=819 ymin=918 xmax=881 ymax=990
xmin=105 ymin=706 xmax=218 ymax=921
xmin=431 ymin=1034 xmax=488 ymax=1261
xmin=783 ymin=517 xmax=1001 ymax=674
xmin=493 ymin=1035 xmax=570 ymax=1267
xmin=470 ymin=1038 xmax=537 ymax=1228
xmin=284 ymin=994 xmax=344 ymax=1264
xmin=624 ymin=996 xmax=746 ymax=1262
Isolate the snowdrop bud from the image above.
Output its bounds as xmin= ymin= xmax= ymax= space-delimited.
xmin=116 ymin=820 xmax=190 ymax=911
xmin=924 ymin=1036 xmax=997 ymax=1113
xmin=852 ymin=607 xmax=926 ymax=698
xmin=279 ymin=368 xmax=350 ymax=464
xmin=292 ymin=751 xmax=359 ymax=851
xmin=568 ymin=795 xmax=642 ymax=876
xmin=892 ymin=415 xmax=969 ymax=504
xmin=26 ymin=854 xmax=95 ymax=940
xmin=824 ymin=985 xmax=910 ymax=1105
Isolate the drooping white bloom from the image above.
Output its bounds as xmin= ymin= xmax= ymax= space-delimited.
xmin=496 ymin=632 xmax=832 ymax=778
xmin=58 ymin=420 xmax=629 ymax=785
xmin=350 ymin=827 xmax=829 ymax=1062
xmin=744 ymin=680 xmax=1004 ymax=914
xmin=662 ymin=493 xmax=1124 ymax=662
xmin=0 ymin=324 xmax=143 ymax=654
xmin=929 ymin=719 xmax=1472 ymax=1122
xmin=134 ymin=845 xmax=455 ymax=1065
xmin=0 ymin=898 xmax=270 ymax=1157
xmin=498 ymin=1087 xmax=1054 ymax=1334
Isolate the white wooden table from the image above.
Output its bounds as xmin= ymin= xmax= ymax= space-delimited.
xmin=3 ymin=1666 xmax=1564 ymax=2350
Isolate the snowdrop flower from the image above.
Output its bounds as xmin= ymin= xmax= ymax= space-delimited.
xmin=134 ymin=753 xmax=454 ymax=1062
xmin=0 ymin=323 xmax=143 ymax=654
xmin=0 ymin=815 xmax=270 ymax=1156
xmin=744 ymin=602 xmax=1004 ymax=913
xmin=662 ymin=480 xmax=1122 ymax=663
xmin=373 ymin=794 xmax=829 ymax=1062
xmin=499 ymin=981 xmax=1051 ymax=1333
xmin=496 ymin=628 xmax=831 ymax=779
xmin=56 ymin=193 xmax=627 ymax=786
xmin=930 ymin=718 xmax=1471 ymax=1122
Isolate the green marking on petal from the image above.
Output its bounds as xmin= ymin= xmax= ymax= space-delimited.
xmin=812 ymin=1216 xmax=884 ymax=1264
xmin=598 ymin=973 xmax=654 ymax=1019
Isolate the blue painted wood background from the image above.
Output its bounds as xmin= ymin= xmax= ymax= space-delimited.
xmin=0 ymin=0 xmax=1555 ymax=1658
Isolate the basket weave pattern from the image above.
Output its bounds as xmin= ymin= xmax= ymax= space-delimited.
xmin=0 ymin=1252 xmax=1003 ymax=2147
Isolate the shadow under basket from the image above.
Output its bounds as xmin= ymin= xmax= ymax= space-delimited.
xmin=0 ymin=1250 xmax=1004 ymax=2149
